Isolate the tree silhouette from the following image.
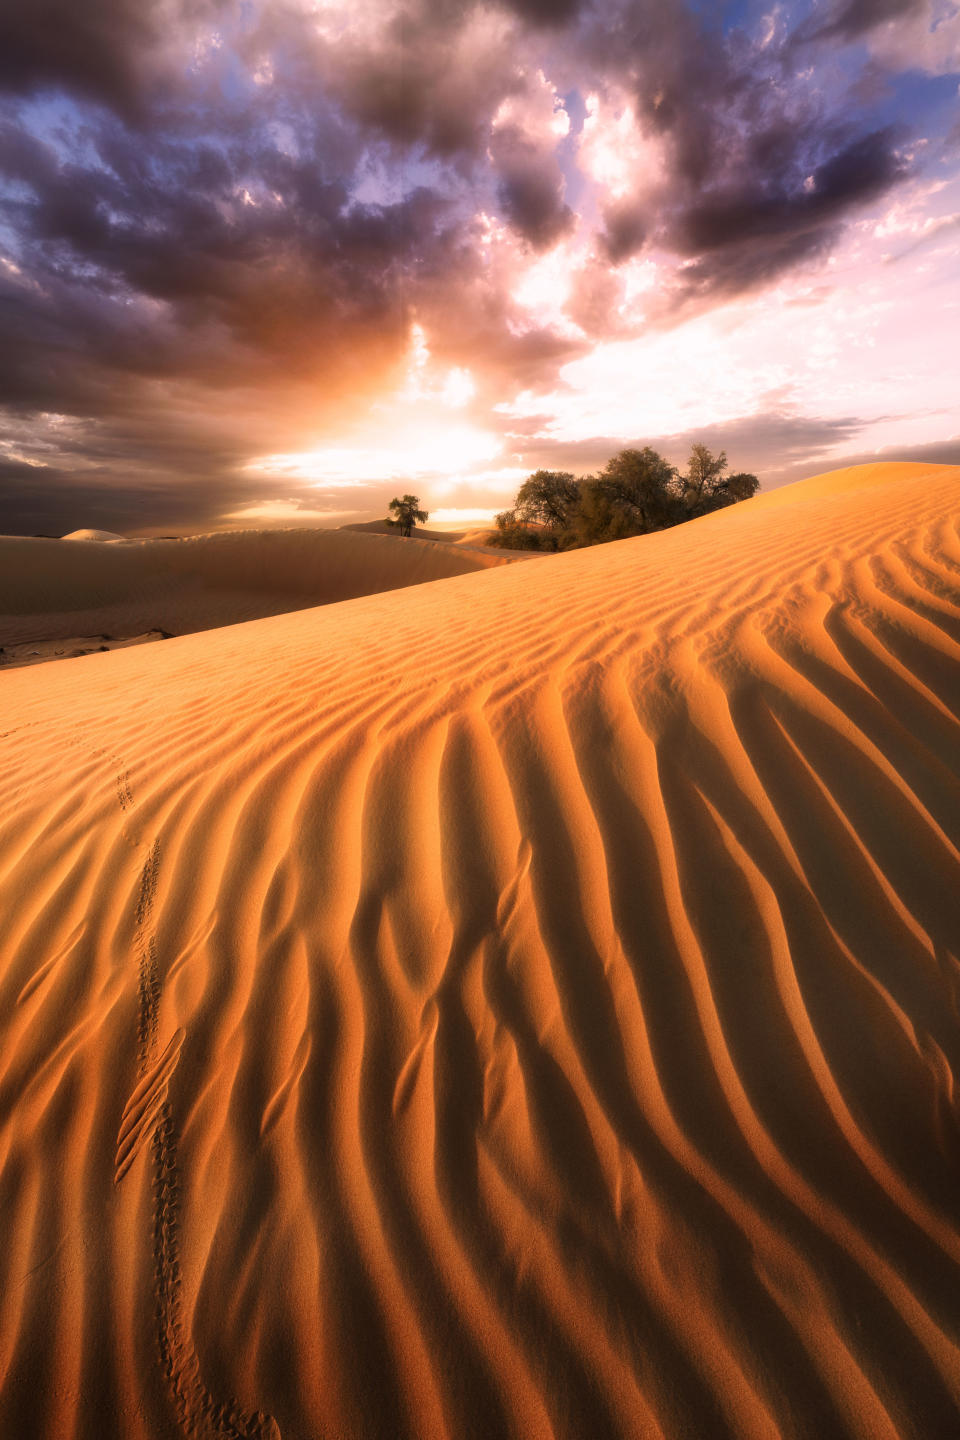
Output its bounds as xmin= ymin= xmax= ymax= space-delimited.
xmin=488 ymin=471 xmax=581 ymax=551
xmin=514 ymin=471 xmax=580 ymax=529
xmin=679 ymin=445 xmax=759 ymax=517
xmin=490 ymin=509 xmax=558 ymax=550
xmin=387 ymin=494 xmax=428 ymax=537
xmin=488 ymin=444 xmax=759 ymax=550
xmin=589 ymin=448 xmax=678 ymax=536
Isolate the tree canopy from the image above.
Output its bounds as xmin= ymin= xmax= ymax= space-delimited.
xmin=679 ymin=444 xmax=760 ymax=517
xmin=487 ymin=444 xmax=759 ymax=552
xmin=493 ymin=470 xmax=580 ymax=552
xmin=386 ymin=494 xmax=428 ymax=537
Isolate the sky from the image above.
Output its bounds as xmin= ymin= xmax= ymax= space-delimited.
xmin=0 ymin=0 xmax=958 ymax=535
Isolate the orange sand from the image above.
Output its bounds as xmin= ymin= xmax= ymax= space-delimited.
xmin=0 ymin=526 xmax=530 ymax=654
xmin=0 ymin=462 xmax=959 ymax=1438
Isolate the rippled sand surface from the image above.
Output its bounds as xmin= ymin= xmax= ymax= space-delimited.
xmin=1 ymin=462 xmax=958 ymax=1439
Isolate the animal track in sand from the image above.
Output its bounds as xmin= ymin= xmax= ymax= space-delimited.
xmin=119 ymin=803 xmax=281 ymax=1438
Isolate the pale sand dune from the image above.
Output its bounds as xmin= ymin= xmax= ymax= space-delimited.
xmin=0 ymin=462 xmax=959 ymax=1439
xmin=61 ymin=528 xmax=128 ymax=542
xmin=0 ymin=526 xmax=531 ymax=653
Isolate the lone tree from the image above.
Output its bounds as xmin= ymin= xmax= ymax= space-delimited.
xmin=386 ymin=494 xmax=428 ymax=537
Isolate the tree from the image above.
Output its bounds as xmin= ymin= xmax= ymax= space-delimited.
xmin=487 ymin=509 xmax=557 ymax=550
xmin=567 ymin=478 xmax=640 ymax=546
xmin=386 ymin=493 xmax=428 ymax=537
xmin=678 ymin=445 xmax=759 ymax=517
xmin=513 ymin=470 xmax=581 ymax=530
xmin=510 ymin=470 xmax=581 ymax=550
xmin=720 ymin=471 xmax=761 ymax=504
xmin=488 ymin=471 xmax=581 ymax=551
xmin=588 ymin=448 xmax=679 ymax=537
xmin=487 ymin=444 xmax=759 ymax=552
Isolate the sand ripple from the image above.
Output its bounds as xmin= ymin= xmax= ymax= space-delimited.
xmin=1 ymin=463 xmax=959 ymax=1438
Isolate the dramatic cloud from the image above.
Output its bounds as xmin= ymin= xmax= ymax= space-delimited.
xmin=0 ymin=0 xmax=231 ymax=117
xmin=0 ymin=0 xmax=956 ymax=533
xmin=795 ymin=0 xmax=926 ymax=46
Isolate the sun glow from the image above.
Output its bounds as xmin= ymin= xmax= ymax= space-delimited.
xmin=429 ymin=507 xmax=500 ymax=524
xmin=223 ymin=499 xmax=357 ymax=523
xmin=247 ymin=422 xmax=502 ymax=484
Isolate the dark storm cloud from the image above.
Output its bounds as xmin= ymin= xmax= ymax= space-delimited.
xmin=793 ymin=0 xmax=925 ymax=45
xmin=503 ymin=0 xmax=585 ymax=25
xmin=0 ymin=0 xmax=230 ymax=118
xmin=0 ymin=0 xmax=948 ymax=534
xmin=0 ymin=400 xmax=362 ymax=534
xmin=598 ymin=201 xmax=647 ymax=264
xmin=318 ymin=0 xmax=523 ymax=158
xmin=677 ymin=129 xmax=904 ymax=255
xmin=491 ymin=128 xmax=574 ymax=249
xmin=0 ymin=457 xmax=232 ymax=535
xmin=0 ymin=458 xmax=361 ymax=535
xmin=0 ymin=0 xmax=919 ymax=360
xmin=0 ymin=90 xmax=471 ymax=419
xmin=657 ymin=409 xmax=868 ymax=482
xmin=577 ymin=2 xmax=913 ymax=303
xmin=665 ymin=127 xmax=907 ymax=301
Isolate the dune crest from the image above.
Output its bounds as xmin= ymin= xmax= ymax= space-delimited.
xmin=0 ymin=525 xmax=532 ymax=655
xmin=1 ymin=463 xmax=959 ymax=1438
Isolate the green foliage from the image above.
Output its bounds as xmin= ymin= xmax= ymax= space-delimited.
xmin=488 ymin=509 xmax=558 ymax=550
xmin=677 ymin=445 xmax=759 ymax=517
xmin=719 ymin=471 xmax=761 ymax=504
xmin=514 ymin=471 xmax=581 ymax=530
xmin=487 ymin=444 xmax=759 ymax=552
xmin=486 ymin=472 xmax=582 ymax=550
xmin=590 ymin=448 xmax=679 ymax=536
xmin=386 ymin=493 xmax=429 ymax=537
xmin=567 ymin=480 xmax=645 ymax=546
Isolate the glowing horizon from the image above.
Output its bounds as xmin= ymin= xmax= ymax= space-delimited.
xmin=0 ymin=0 xmax=957 ymax=535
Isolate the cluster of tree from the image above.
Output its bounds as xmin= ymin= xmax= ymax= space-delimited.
xmin=487 ymin=445 xmax=759 ymax=552
xmin=386 ymin=493 xmax=429 ymax=536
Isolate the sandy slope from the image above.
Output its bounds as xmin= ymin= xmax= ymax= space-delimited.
xmin=0 ymin=462 xmax=959 ymax=1440
xmin=340 ymin=520 xmax=506 ymax=552
xmin=0 ymin=526 xmax=530 ymax=653
xmin=341 ymin=519 xmax=465 ymax=541
xmin=0 ymin=630 xmax=170 ymax=672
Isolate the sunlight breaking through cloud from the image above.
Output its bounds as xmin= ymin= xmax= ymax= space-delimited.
xmin=0 ymin=0 xmax=957 ymax=532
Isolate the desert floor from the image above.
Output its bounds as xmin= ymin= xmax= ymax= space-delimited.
xmin=1 ymin=462 xmax=958 ymax=1439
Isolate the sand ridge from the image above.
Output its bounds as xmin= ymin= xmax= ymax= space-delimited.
xmin=0 ymin=524 xmax=533 ymax=655
xmin=0 ymin=463 xmax=959 ymax=1438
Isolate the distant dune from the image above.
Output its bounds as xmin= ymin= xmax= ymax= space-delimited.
xmin=341 ymin=518 xmax=465 ymax=541
xmin=61 ymin=527 xmax=127 ymax=542
xmin=341 ymin=518 xmax=502 ymax=550
xmin=1 ymin=463 xmax=959 ymax=1438
xmin=0 ymin=525 xmax=532 ymax=657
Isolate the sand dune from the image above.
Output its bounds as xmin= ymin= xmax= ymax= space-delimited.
xmin=341 ymin=519 xmax=465 ymax=541
xmin=1 ymin=631 xmax=171 ymax=672
xmin=1 ymin=462 xmax=959 ymax=1439
xmin=61 ymin=528 xmax=128 ymax=542
xmin=0 ymin=525 xmax=530 ymax=655
xmin=340 ymin=520 xmax=509 ymax=553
